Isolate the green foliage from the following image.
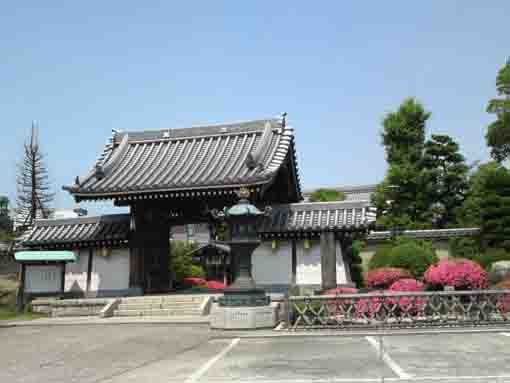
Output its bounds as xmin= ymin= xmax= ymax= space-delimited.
xmin=350 ymin=264 xmax=364 ymax=288
xmin=368 ymin=243 xmax=393 ymax=270
xmin=381 ymin=97 xmax=429 ymax=164
xmin=349 ymin=240 xmax=364 ymax=287
xmin=486 ymin=59 xmax=510 ymax=163
xmin=420 ymin=134 xmax=469 ymax=228
xmin=0 ymin=197 xmax=13 ymax=240
xmin=387 ymin=241 xmax=438 ymax=278
xmin=368 ymin=238 xmax=437 ymax=278
xmin=479 ymin=165 xmax=510 ymax=248
xmin=190 ymin=264 xmax=205 ymax=278
xmin=474 ymin=248 xmax=510 ymax=270
xmin=457 ymin=162 xmax=499 ymax=228
xmin=449 ymin=237 xmax=480 ymax=260
xmin=308 ymin=188 xmax=346 ymax=202
xmin=372 ymin=98 xmax=431 ymax=229
xmin=170 ymin=240 xmax=199 ymax=285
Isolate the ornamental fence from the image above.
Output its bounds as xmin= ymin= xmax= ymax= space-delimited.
xmin=285 ymin=290 xmax=510 ymax=330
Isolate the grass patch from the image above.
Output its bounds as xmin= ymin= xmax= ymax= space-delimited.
xmin=0 ymin=308 xmax=46 ymax=321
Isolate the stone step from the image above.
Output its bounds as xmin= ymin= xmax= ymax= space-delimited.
xmin=117 ymin=302 xmax=201 ymax=311
xmin=120 ymin=296 xmax=205 ymax=304
xmin=113 ymin=308 xmax=203 ymax=317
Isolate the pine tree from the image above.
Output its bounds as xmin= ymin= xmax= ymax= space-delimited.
xmin=421 ymin=134 xmax=469 ymax=228
xmin=15 ymin=124 xmax=54 ymax=231
xmin=371 ymin=98 xmax=431 ymax=229
xmin=486 ymin=58 xmax=510 ymax=163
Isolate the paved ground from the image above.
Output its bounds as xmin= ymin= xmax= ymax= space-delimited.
xmin=2 ymin=324 xmax=510 ymax=383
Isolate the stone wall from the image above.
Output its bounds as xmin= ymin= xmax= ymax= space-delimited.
xmin=32 ymin=298 xmax=110 ymax=317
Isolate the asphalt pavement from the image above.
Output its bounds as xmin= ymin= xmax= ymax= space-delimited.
xmin=1 ymin=324 xmax=510 ymax=383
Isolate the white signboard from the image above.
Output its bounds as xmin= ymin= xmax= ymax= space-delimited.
xmin=25 ymin=265 xmax=62 ymax=293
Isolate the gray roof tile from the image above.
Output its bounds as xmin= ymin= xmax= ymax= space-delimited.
xmin=64 ymin=117 xmax=301 ymax=201
xmin=22 ymin=214 xmax=130 ymax=248
xmin=259 ymin=201 xmax=375 ymax=233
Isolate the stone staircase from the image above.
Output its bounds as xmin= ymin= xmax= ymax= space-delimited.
xmin=113 ymin=294 xmax=212 ymax=318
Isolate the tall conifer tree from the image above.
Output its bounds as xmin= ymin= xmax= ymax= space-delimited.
xmin=15 ymin=124 xmax=54 ymax=231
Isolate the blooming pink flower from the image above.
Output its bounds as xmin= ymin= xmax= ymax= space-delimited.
xmin=205 ymin=280 xmax=225 ymax=290
xmin=387 ymin=278 xmax=426 ymax=314
xmin=183 ymin=277 xmax=207 ymax=286
xmin=423 ymin=259 xmax=488 ymax=290
xmin=366 ymin=268 xmax=411 ymax=289
xmin=321 ymin=287 xmax=359 ymax=295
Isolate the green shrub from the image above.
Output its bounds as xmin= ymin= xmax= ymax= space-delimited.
xmin=474 ymin=248 xmax=510 ymax=270
xmin=449 ymin=237 xmax=480 ymax=260
xmin=388 ymin=242 xmax=438 ymax=278
xmin=350 ymin=264 xmax=364 ymax=288
xmin=190 ymin=264 xmax=205 ymax=278
xmin=368 ymin=244 xmax=393 ymax=270
xmin=170 ymin=240 xmax=199 ymax=285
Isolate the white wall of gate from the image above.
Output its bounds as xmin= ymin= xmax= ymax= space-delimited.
xmin=252 ymin=239 xmax=349 ymax=288
xmin=64 ymin=248 xmax=130 ymax=295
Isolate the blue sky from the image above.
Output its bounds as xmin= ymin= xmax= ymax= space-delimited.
xmin=1 ymin=2 xmax=509 ymax=214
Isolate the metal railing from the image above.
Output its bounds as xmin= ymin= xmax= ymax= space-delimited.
xmin=286 ymin=290 xmax=510 ymax=330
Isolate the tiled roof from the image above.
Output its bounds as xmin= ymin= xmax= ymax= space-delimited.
xmin=259 ymin=201 xmax=375 ymax=235
xmin=64 ymin=116 xmax=301 ymax=202
xmin=21 ymin=214 xmax=130 ymax=249
xmin=367 ymin=227 xmax=480 ymax=242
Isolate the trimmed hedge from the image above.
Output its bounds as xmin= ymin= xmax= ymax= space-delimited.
xmin=387 ymin=242 xmax=438 ymax=278
xmin=368 ymin=244 xmax=393 ymax=270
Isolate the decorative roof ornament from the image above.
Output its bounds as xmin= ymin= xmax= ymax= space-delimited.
xmin=245 ymin=121 xmax=272 ymax=170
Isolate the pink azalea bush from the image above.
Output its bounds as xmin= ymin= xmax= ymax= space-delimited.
xmin=366 ymin=268 xmax=411 ymax=289
xmin=205 ymin=280 xmax=225 ymax=290
xmin=387 ymin=278 xmax=426 ymax=314
xmin=495 ymin=279 xmax=510 ymax=314
xmin=354 ymin=290 xmax=384 ymax=319
xmin=183 ymin=277 xmax=207 ymax=287
xmin=388 ymin=278 xmax=425 ymax=292
xmin=321 ymin=287 xmax=359 ymax=315
xmin=321 ymin=287 xmax=359 ymax=295
xmin=424 ymin=259 xmax=489 ymax=290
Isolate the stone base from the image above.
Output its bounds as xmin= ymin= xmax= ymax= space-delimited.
xmin=210 ymin=302 xmax=279 ymax=330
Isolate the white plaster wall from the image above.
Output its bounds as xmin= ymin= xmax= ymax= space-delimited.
xmin=252 ymin=242 xmax=291 ymax=285
xmin=91 ymin=248 xmax=130 ymax=292
xmin=295 ymin=240 xmax=349 ymax=286
xmin=25 ymin=265 xmax=62 ymax=293
xmin=336 ymin=241 xmax=348 ymax=284
xmin=296 ymin=241 xmax=321 ymax=285
xmin=64 ymin=249 xmax=88 ymax=293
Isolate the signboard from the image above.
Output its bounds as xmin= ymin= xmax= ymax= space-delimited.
xmin=25 ymin=265 xmax=62 ymax=293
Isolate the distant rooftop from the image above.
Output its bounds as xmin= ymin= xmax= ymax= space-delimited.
xmin=302 ymin=184 xmax=377 ymax=202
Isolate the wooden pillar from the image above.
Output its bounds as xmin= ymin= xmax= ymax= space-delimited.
xmin=86 ymin=248 xmax=94 ymax=293
xmin=320 ymin=231 xmax=337 ymax=291
xmin=16 ymin=263 xmax=26 ymax=314
xmin=291 ymin=239 xmax=297 ymax=286
xmin=60 ymin=262 xmax=66 ymax=295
